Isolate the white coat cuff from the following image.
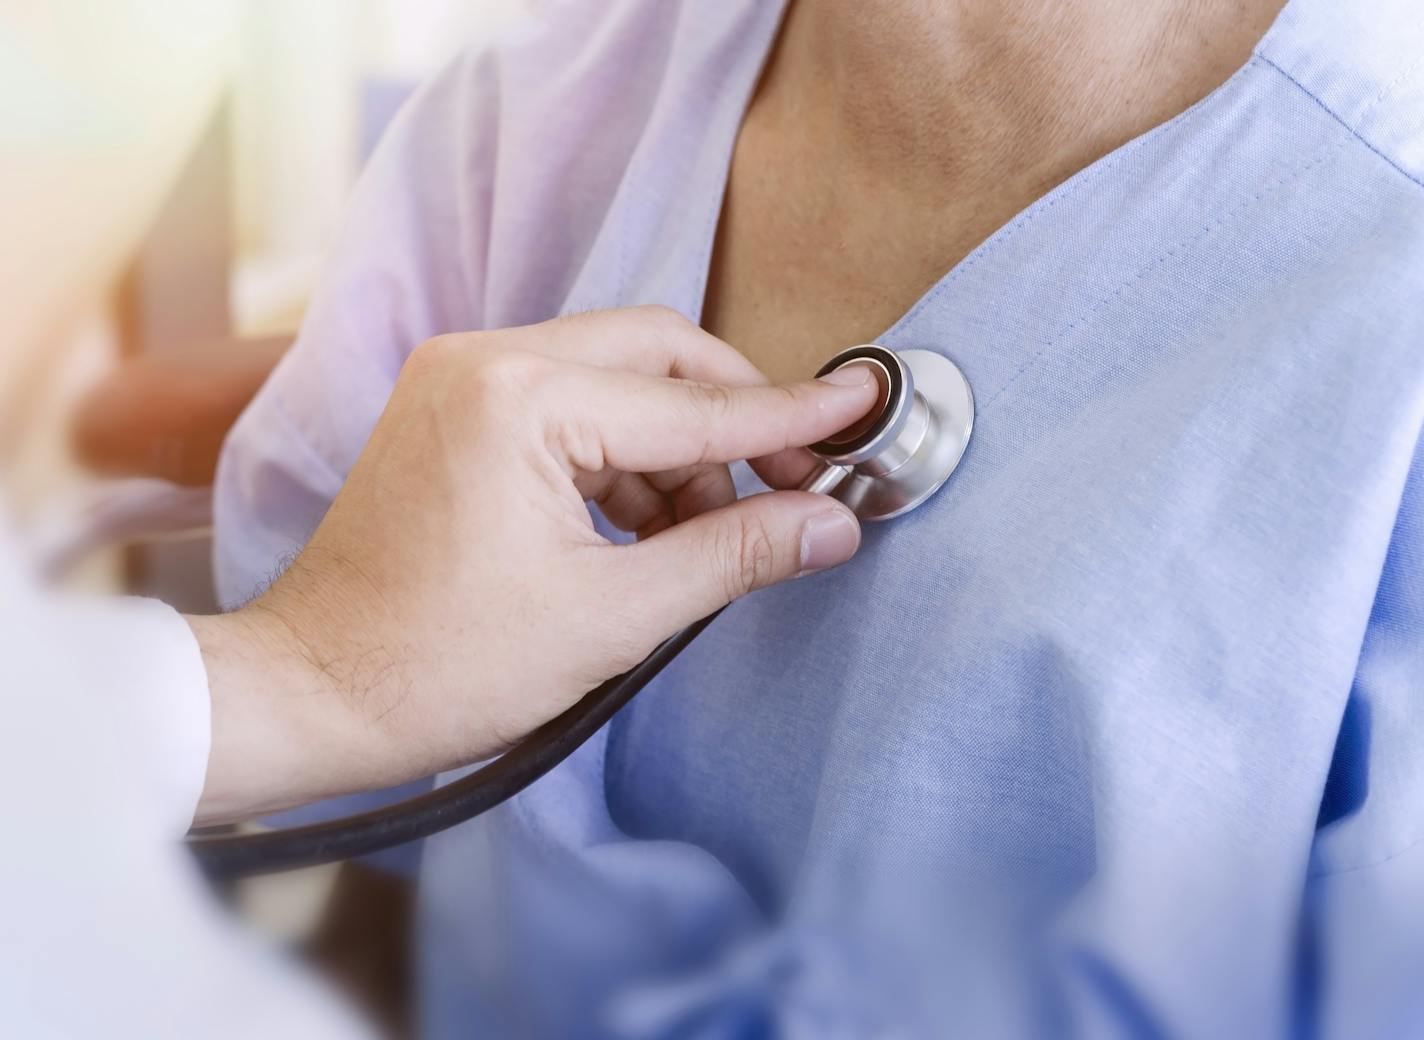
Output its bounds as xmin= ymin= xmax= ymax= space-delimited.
xmin=66 ymin=596 xmax=213 ymax=832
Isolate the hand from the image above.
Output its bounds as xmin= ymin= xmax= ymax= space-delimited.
xmin=189 ymin=307 xmax=876 ymax=823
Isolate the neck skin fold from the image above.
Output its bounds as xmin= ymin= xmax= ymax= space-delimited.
xmin=762 ymin=0 xmax=1287 ymax=199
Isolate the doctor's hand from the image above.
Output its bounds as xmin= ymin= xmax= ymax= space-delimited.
xmin=189 ymin=307 xmax=876 ymax=823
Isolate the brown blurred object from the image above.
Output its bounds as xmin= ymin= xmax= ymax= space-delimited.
xmin=103 ymin=97 xmax=274 ymax=613
xmin=305 ymin=865 xmax=416 ymax=1039
xmin=90 ymin=95 xmax=275 ymax=492
xmin=95 ymin=92 xmax=418 ymax=1038
xmin=72 ymin=338 xmax=289 ymax=487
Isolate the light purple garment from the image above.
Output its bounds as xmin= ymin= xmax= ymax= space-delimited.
xmin=216 ymin=0 xmax=1424 ymax=1035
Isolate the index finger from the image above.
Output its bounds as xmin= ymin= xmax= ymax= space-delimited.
xmin=543 ymin=364 xmax=878 ymax=475
xmin=505 ymin=306 xmax=771 ymax=387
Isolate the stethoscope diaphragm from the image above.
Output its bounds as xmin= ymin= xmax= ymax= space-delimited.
xmin=802 ymin=344 xmax=974 ymax=520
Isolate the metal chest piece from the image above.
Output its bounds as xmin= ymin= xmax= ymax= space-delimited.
xmin=801 ymin=344 xmax=974 ymax=521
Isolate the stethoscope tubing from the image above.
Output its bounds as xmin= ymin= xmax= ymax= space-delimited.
xmin=188 ymin=608 xmax=723 ymax=879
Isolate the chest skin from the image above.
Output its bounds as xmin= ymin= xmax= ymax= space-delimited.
xmin=698 ymin=72 xmax=1076 ymax=385
xmin=698 ymin=99 xmax=1000 ymax=383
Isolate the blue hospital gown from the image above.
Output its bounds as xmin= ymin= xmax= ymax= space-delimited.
xmin=214 ymin=0 xmax=1424 ymax=1035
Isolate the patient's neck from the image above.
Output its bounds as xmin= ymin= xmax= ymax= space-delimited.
xmin=766 ymin=0 xmax=1284 ymax=198
xmin=702 ymin=0 xmax=1288 ymax=383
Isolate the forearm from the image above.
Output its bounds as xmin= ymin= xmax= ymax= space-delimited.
xmin=186 ymin=604 xmax=383 ymax=826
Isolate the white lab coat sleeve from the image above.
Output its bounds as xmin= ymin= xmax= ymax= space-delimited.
xmin=47 ymin=594 xmax=212 ymax=832
xmin=0 ymin=549 xmax=210 ymax=837
xmin=0 ymin=540 xmax=371 ymax=1039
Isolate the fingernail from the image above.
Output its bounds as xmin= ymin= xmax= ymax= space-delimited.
xmin=799 ymin=510 xmax=860 ymax=576
xmin=819 ymin=364 xmax=873 ymax=387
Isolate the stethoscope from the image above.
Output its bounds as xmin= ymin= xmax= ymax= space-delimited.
xmin=189 ymin=344 xmax=974 ymax=879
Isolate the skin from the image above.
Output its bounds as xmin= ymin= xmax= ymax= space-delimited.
xmin=703 ymin=0 xmax=1288 ymax=383
xmin=187 ymin=307 xmax=877 ymax=824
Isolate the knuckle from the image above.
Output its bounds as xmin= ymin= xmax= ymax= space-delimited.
xmin=632 ymin=303 xmax=692 ymax=335
xmin=404 ymin=334 xmax=459 ymax=377
xmin=775 ymin=382 xmax=802 ymax=408
xmin=695 ymin=381 xmax=737 ymax=421
xmin=548 ymin=309 xmax=598 ymax=334
xmin=406 ymin=332 xmax=502 ymax=387
xmin=685 ymin=382 xmax=737 ymax=461
xmin=637 ymin=305 xmax=701 ymax=364
xmin=560 ymin=411 xmax=608 ymax=473
xmin=466 ymin=348 xmax=549 ymax=402
xmin=725 ymin=513 xmax=778 ymax=598
xmin=771 ymin=384 xmax=802 ymax=449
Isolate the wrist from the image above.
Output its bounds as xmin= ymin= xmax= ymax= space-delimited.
xmin=187 ymin=594 xmax=386 ymax=825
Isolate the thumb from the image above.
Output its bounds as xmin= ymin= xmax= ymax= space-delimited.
xmin=619 ymin=491 xmax=862 ymax=630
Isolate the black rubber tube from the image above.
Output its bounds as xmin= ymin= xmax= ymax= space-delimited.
xmin=189 ymin=608 xmax=723 ymax=880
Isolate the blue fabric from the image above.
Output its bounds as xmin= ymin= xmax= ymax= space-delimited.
xmin=214 ymin=0 xmax=1424 ymax=1035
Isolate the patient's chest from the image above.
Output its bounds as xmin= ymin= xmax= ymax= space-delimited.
xmin=583 ymin=54 xmax=1424 ymax=914
xmin=602 ymin=284 xmax=1407 ymax=913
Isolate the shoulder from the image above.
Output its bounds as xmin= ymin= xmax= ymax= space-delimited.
xmin=1237 ymin=1 xmax=1424 ymax=374
xmin=1255 ymin=0 xmax=1424 ymax=190
xmin=377 ymin=0 xmax=769 ymax=326
xmin=424 ymin=0 xmax=749 ymax=147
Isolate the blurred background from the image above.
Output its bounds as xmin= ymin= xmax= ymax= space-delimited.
xmin=1 ymin=3 xmax=531 ymax=1033
xmin=2 ymin=0 xmax=529 ymax=604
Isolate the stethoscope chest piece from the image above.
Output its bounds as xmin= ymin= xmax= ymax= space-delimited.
xmin=803 ymin=344 xmax=974 ymax=521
